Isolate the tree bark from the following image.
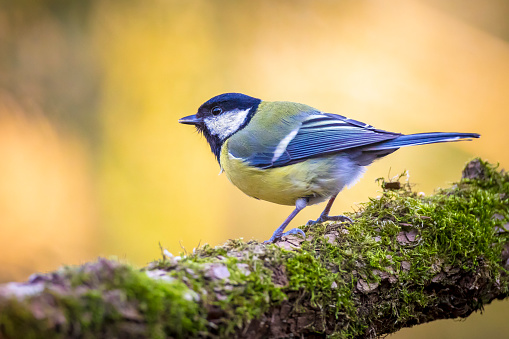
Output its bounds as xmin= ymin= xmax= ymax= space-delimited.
xmin=1 ymin=159 xmax=508 ymax=338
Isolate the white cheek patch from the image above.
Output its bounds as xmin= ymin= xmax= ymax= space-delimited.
xmin=204 ymin=108 xmax=251 ymax=140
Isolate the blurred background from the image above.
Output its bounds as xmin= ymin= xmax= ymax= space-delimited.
xmin=1 ymin=0 xmax=508 ymax=337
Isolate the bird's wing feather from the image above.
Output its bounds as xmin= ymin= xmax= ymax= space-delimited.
xmin=241 ymin=113 xmax=401 ymax=168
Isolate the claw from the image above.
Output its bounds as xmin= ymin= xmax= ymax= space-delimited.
xmin=283 ymin=228 xmax=306 ymax=238
xmin=264 ymin=227 xmax=306 ymax=243
xmin=307 ymin=215 xmax=352 ymax=226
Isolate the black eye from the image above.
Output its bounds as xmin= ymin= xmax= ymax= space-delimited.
xmin=211 ymin=106 xmax=222 ymax=116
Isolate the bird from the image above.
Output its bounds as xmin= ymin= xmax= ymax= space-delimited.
xmin=179 ymin=93 xmax=479 ymax=243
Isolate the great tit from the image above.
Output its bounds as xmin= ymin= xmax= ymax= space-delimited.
xmin=179 ymin=93 xmax=479 ymax=243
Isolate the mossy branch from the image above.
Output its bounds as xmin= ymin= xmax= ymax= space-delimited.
xmin=1 ymin=159 xmax=509 ymax=338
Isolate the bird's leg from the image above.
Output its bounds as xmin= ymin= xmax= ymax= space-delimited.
xmin=265 ymin=198 xmax=307 ymax=243
xmin=306 ymin=194 xmax=352 ymax=226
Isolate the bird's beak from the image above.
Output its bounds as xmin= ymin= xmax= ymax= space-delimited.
xmin=179 ymin=114 xmax=203 ymax=125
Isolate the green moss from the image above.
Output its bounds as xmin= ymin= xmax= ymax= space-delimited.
xmin=155 ymin=241 xmax=288 ymax=336
xmin=271 ymin=158 xmax=509 ymax=336
xmin=1 ymin=159 xmax=508 ymax=338
xmin=0 ymin=298 xmax=60 ymax=339
xmin=167 ymin=158 xmax=508 ymax=337
xmin=0 ymin=260 xmax=206 ymax=339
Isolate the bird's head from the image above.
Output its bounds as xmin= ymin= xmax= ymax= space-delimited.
xmin=179 ymin=93 xmax=261 ymax=161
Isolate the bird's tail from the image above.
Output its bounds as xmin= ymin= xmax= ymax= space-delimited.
xmin=364 ymin=132 xmax=480 ymax=151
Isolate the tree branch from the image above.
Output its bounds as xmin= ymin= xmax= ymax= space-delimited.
xmin=1 ymin=159 xmax=508 ymax=338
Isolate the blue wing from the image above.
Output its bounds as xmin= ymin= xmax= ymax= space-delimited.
xmin=246 ymin=113 xmax=401 ymax=168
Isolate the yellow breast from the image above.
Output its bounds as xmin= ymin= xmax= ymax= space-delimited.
xmin=220 ymin=140 xmax=341 ymax=206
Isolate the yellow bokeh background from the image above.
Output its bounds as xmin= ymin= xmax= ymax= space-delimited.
xmin=1 ymin=0 xmax=508 ymax=337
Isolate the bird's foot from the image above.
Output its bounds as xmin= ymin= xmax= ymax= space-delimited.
xmin=264 ymin=228 xmax=306 ymax=243
xmin=306 ymin=214 xmax=352 ymax=226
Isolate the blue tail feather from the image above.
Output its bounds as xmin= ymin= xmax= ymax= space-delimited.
xmin=364 ymin=132 xmax=480 ymax=151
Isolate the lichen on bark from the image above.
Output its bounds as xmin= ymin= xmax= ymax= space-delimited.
xmin=0 ymin=158 xmax=508 ymax=338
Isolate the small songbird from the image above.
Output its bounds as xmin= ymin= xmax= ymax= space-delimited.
xmin=179 ymin=93 xmax=479 ymax=243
